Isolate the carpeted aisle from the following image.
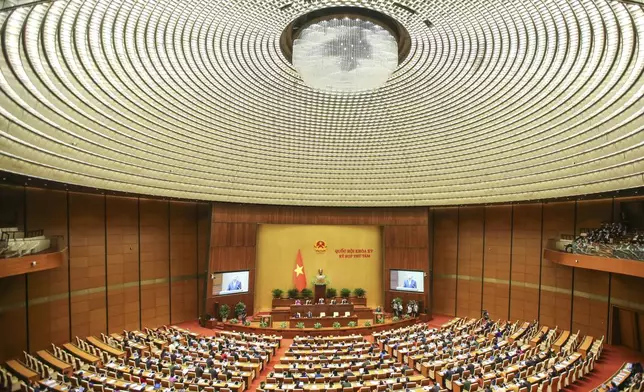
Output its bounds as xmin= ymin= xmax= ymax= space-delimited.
xmin=564 ymin=344 xmax=644 ymax=391
xmin=248 ymin=338 xmax=292 ymax=390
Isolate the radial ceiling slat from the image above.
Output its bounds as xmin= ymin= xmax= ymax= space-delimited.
xmin=0 ymin=0 xmax=642 ymax=206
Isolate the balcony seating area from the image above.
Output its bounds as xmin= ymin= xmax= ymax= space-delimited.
xmin=0 ymin=228 xmax=51 ymax=258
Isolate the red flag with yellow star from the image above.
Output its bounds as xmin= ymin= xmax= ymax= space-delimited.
xmin=293 ymin=249 xmax=307 ymax=291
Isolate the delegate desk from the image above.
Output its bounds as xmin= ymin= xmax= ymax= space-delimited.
xmin=530 ymin=326 xmax=549 ymax=347
xmin=290 ymin=304 xmax=354 ymax=316
xmin=37 ymin=350 xmax=73 ymax=375
xmin=261 ymin=374 xmax=425 ymax=391
xmin=63 ymin=343 xmax=101 ymax=365
xmin=593 ymin=363 xmax=632 ymax=392
xmin=5 ymin=359 xmax=39 ymax=382
xmin=578 ymin=336 xmax=594 ymax=358
xmin=553 ymin=331 xmax=570 ymax=353
xmin=39 ymin=378 xmax=70 ymax=392
xmin=289 ymin=316 xmax=359 ymax=328
xmin=87 ymin=336 xmax=126 ymax=358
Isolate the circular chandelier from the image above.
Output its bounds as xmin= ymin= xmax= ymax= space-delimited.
xmin=281 ymin=7 xmax=411 ymax=93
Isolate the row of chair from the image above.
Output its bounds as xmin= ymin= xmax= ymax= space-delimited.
xmin=21 ymin=352 xmax=52 ymax=380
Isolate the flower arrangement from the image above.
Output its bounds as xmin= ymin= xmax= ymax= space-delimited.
xmin=296 ymin=322 xmax=305 ymax=329
xmin=392 ymin=316 xmax=400 ymax=322
xmin=280 ymin=322 xmax=287 ymax=329
xmin=243 ymin=320 xmax=251 ymax=326
xmin=364 ymin=321 xmax=372 ymax=327
xmin=403 ymin=314 xmax=411 ymax=320
xmin=333 ymin=322 xmax=341 ymax=329
xmin=314 ymin=322 xmax=322 ymax=329
xmin=348 ymin=321 xmax=357 ymax=327
xmin=229 ymin=318 xmax=239 ymax=324
xmin=259 ymin=321 xmax=269 ymax=328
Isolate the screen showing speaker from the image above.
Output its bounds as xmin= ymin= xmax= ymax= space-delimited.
xmin=212 ymin=270 xmax=249 ymax=295
xmin=390 ymin=269 xmax=424 ymax=292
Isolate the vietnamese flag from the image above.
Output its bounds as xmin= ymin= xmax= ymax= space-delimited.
xmin=293 ymin=249 xmax=307 ymax=291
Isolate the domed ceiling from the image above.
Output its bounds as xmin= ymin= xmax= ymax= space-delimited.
xmin=0 ymin=0 xmax=642 ymax=206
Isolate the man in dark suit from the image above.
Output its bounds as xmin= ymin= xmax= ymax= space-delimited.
xmin=195 ymin=366 xmax=204 ymax=378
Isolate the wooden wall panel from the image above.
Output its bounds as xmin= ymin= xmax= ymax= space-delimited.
xmin=209 ymin=204 xmax=429 ymax=316
xmin=540 ymin=202 xmax=574 ymax=330
xmin=213 ymin=204 xmax=428 ymax=226
xmin=457 ymin=207 xmax=484 ymax=319
xmin=197 ymin=204 xmax=211 ymax=315
xmin=383 ymin=224 xmax=429 ymax=312
xmin=140 ymin=200 xmax=169 ymax=328
xmin=0 ymin=185 xmax=27 ymax=362
xmin=170 ymin=203 xmax=198 ymax=323
xmin=1 ymin=183 xmax=208 ymax=360
xmin=432 ymin=208 xmax=458 ymax=316
xmin=482 ymin=206 xmax=511 ymax=320
xmin=106 ymin=197 xmax=139 ymax=333
xmin=0 ymin=275 xmax=27 ymax=363
xmin=26 ymin=188 xmax=70 ymax=351
xmin=572 ymin=199 xmax=613 ymax=338
xmin=509 ymin=204 xmax=541 ymax=321
xmin=573 ymin=269 xmax=609 ymax=339
xmin=0 ymin=184 xmax=24 ymax=229
xmin=69 ymin=193 xmax=106 ymax=338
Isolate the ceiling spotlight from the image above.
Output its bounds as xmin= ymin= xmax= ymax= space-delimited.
xmin=281 ymin=7 xmax=411 ymax=93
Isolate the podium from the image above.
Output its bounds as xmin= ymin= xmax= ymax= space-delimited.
xmin=314 ymin=284 xmax=326 ymax=303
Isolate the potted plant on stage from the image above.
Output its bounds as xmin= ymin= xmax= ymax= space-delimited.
xmin=314 ymin=322 xmax=322 ymax=329
xmin=219 ymin=304 xmax=230 ymax=322
xmin=353 ymin=288 xmax=366 ymax=298
xmin=326 ymin=287 xmax=337 ymax=299
xmin=234 ymin=301 xmax=247 ymax=321
xmin=340 ymin=288 xmax=351 ymax=299
xmin=287 ymin=288 xmax=300 ymax=299
xmin=301 ymin=288 xmax=313 ymax=299
xmin=280 ymin=322 xmax=287 ymax=329
xmin=296 ymin=322 xmax=305 ymax=329
xmin=333 ymin=322 xmax=341 ymax=329
xmin=272 ymin=288 xmax=284 ymax=299
xmin=198 ymin=314 xmax=212 ymax=327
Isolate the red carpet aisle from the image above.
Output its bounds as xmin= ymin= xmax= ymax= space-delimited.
xmin=563 ymin=344 xmax=644 ymax=391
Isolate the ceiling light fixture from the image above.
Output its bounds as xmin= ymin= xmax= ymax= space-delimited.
xmin=280 ymin=7 xmax=411 ymax=93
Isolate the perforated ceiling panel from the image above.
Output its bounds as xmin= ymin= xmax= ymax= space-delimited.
xmin=0 ymin=0 xmax=642 ymax=206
